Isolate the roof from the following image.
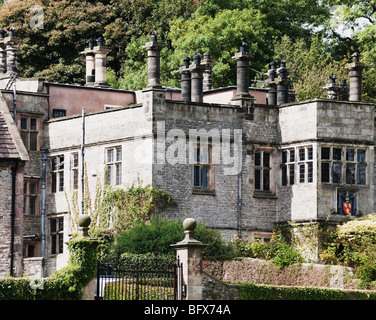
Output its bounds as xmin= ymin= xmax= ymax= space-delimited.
xmin=0 ymin=112 xmax=20 ymax=159
xmin=0 ymin=95 xmax=29 ymax=161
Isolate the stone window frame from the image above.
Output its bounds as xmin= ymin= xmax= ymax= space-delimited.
xmin=23 ymin=177 xmax=40 ymax=215
xmin=19 ymin=114 xmax=41 ymax=152
xmin=282 ymin=145 xmax=314 ymax=186
xmin=49 ymin=216 xmax=64 ymax=255
xmin=253 ymin=147 xmax=277 ymax=198
xmin=105 ymin=146 xmax=122 ymax=186
xmin=70 ymin=152 xmax=79 ymax=190
xmin=191 ymin=141 xmax=216 ymax=195
xmin=320 ymin=145 xmax=367 ymax=185
xmin=51 ymin=154 xmax=65 ymax=193
xmin=254 ymin=150 xmax=271 ymax=191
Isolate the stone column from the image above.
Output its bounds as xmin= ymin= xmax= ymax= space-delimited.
xmin=172 ymin=218 xmax=206 ymax=300
xmin=201 ymin=52 xmax=215 ymax=91
xmin=265 ymin=61 xmax=277 ymax=105
xmin=233 ymin=42 xmax=250 ymax=98
xmin=143 ymin=31 xmax=164 ymax=89
xmin=0 ymin=29 xmax=6 ymax=74
xmin=189 ymin=54 xmax=205 ymax=103
xmin=178 ymin=56 xmax=191 ymax=102
xmin=93 ymin=36 xmax=110 ymax=88
xmin=346 ymin=52 xmax=365 ymax=102
xmin=80 ymin=38 xmax=95 ymax=86
xmin=275 ymin=60 xmax=290 ymax=105
xmin=4 ymin=27 xmax=19 ymax=74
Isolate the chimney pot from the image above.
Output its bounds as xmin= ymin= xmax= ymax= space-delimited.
xmin=183 ymin=56 xmax=190 ymax=68
xmin=96 ymin=36 xmax=104 ymax=47
xmin=151 ymin=31 xmax=158 ymax=42
xmin=239 ymin=41 xmax=247 ymax=53
xmin=88 ymin=38 xmax=94 ymax=50
xmin=193 ymin=53 xmax=201 ymax=65
xmin=8 ymin=27 xmax=15 ymax=38
xmin=329 ymin=75 xmax=336 ymax=84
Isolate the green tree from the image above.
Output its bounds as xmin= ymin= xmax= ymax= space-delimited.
xmin=273 ymin=35 xmax=349 ymax=101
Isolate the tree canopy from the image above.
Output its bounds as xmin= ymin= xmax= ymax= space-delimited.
xmin=0 ymin=0 xmax=375 ymax=101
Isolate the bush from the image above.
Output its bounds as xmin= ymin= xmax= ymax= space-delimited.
xmin=113 ymin=217 xmax=235 ymax=261
xmin=237 ymin=283 xmax=376 ymax=300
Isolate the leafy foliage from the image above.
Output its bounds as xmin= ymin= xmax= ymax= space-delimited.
xmin=113 ymin=217 xmax=235 ymax=260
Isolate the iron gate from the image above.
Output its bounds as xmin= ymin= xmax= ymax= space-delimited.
xmin=95 ymin=255 xmax=183 ymax=300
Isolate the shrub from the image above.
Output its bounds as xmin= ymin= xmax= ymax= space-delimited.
xmin=113 ymin=217 xmax=235 ymax=261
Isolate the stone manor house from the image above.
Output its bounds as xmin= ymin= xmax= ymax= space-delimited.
xmin=0 ymin=29 xmax=374 ymax=278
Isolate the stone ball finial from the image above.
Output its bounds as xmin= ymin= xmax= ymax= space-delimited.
xmin=77 ymin=214 xmax=91 ymax=228
xmin=183 ymin=218 xmax=197 ymax=231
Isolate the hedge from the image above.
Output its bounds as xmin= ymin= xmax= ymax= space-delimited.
xmin=237 ymin=283 xmax=376 ymax=300
xmin=0 ymin=238 xmax=97 ymax=300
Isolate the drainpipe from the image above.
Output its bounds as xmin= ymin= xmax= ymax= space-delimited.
xmin=10 ymin=159 xmax=20 ymax=277
xmin=236 ymin=132 xmax=243 ymax=235
xmin=40 ymin=148 xmax=47 ymax=275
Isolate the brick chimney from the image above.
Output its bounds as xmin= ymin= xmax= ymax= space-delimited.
xmin=143 ymin=31 xmax=164 ymax=89
xmin=189 ymin=53 xmax=205 ymax=102
xmin=275 ymin=60 xmax=290 ymax=105
xmin=81 ymin=38 xmax=95 ymax=85
xmin=346 ymin=52 xmax=365 ymax=102
xmin=201 ymin=52 xmax=215 ymax=91
xmin=179 ymin=56 xmax=191 ymax=102
xmin=93 ymin=36 xmax=110 ymax=88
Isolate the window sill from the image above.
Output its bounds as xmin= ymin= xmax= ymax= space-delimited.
xmin=192 ymin=188 xmax=216 ymax=196
xmin=253 ymin=191 xmax=277 ymax=199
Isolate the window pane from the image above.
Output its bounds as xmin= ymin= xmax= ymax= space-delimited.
xmin=346 ymin=164 xmax=355 ymax=184
xmin=58 ymin=156 xmax=64 ymax=169
xmin=50 ymin=219 xmax=56 ymax=233
xmin=59 ymin=234 xmax=64 ymax=254
xmin=106 ymin=165 xmax=113 ymax=185
xmin=333 ymin=148 xmax=342 ymax=160
xmin=263 ymin=169 xmax=270 ymax=191
xmin=20 ymin=117 xmax=28 ymax=130
xmin=29 ymin=182 xmax=37 ymax=195
xmin=263 ymin=152 xmax=270 ymax=167
xmin=299 ymin=164 xmax=305 ymax=183
xmin=289 ymin=164 xmax=295 ymax=185
xmin=202 ymin=166 xmax=210 ymax=189
xmin=107 ymin=149 xmax=114 ymax=163
xmin=346 ymin=149 xmax=355 ymax=161
xmin=58 ymin=173 xmax=64 ymax=192
xmin=52 ymin=172 xmax=56 ymax=193
xmin=116 ymin=148 xmax=122 ymax=162
xmin=255 ymin=152 xmax=261 ymax=167
xmin=116 ymin=163 xmax=122 ymax=185
xmin=193 ymin=165 xmax=201 ymax=187
xmin=357 ymin=150 xmax=366 ymax=163
xmin=255 ymin=169 xmax=261 ymax=190
xmin=308 ymin=148 xmax=313 ymax=160
xmin=307 ymin=162 xmax=313 ymax=183
xmin=29 ymin=197 xmax=36 ymax=215
xmin=299 ymin=148 xmax=305 ymax=161
xmin=202 ymin=148 xmax=210 ymax=164
xmin=321 ymin=147 xmax=330 ymax=160
xmin=51 ymin=235 xmax=56 ymax=254
xmin=195 ymin=148 xmax=200 ymax=163
xmin=58 ymin=218 xmax=64 ymax=231
xmin=282 ymin=165 xmax=287 ymax=186
xmin=290 ymin=150 xmax=295 ymax=162
xmin=21 ymin=131 xmax=28 ymax=150
xmin=30 ymin=118 xmax=37 ymax=131
xmin=321 ymin=163 xmax=330 ymax=183
xmin=332 ymin=163 xmax=342 ymax=183
xmin=30 ymin=132 xmax=37 ymax=151
xmin=357 ymin=165 xmax=366 ymax=185
xmin=282 ymin=151 xmax=287 ymax=164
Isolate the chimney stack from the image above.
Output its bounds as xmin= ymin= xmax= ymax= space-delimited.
xmin=265 ymin=61 xmax=277 ymax=105
xmin=201 ymin=52 xmax=215 ymax=91
xmin=81 ymin=38 xmax=95 ymax=85
xmin=232 ymin=42 xmax=250 ymax=98
xmin=5 ymin=27 xmax=19 ymax=74
xmin=323 ymin=75 xmax=339 ymax=100
xmin=0 ymin=30 xmax=6 ymax=74
xmin=93 ymin=36 xmax=110 ymax=88
xmin=143 ymin=31 xmax=164 ymax=89
xmin=275 ymin=60 xmax=290 ymax=105
xmin=179 ymin=56 xmax=191 ymax=102
xmin=346 ymin=52 xmax=365 ymax=102
xmin=189 ymin=53 xmax=205 ymax=102
xmin=339 ymin=78 xmax=349 ymax=101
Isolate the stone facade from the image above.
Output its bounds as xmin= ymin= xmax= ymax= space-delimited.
xmin=0 ymin=34 xmax=374 ymax=277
